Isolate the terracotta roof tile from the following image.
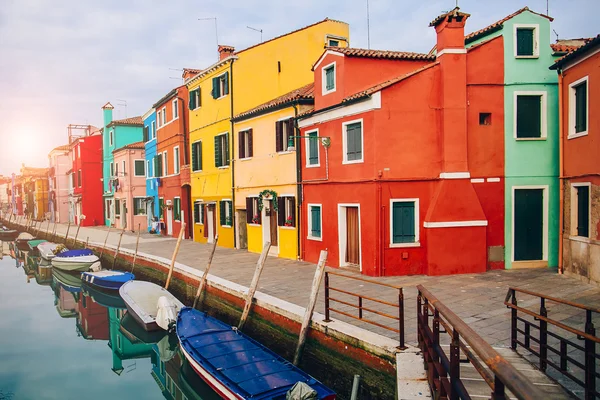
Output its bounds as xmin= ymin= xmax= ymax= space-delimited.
xmin=51 ymin=144 xmax=70 ymax=152
xmin=550 ymin=38 xmax=594 ymax=54
xmin=328 ymin=46 xmax=435 ymax=61
xmin=107 ymin=116 xmax=143 ymax=127
xmin=113 ymin=141 xmax=145 ymax=153
xmin=551 ymin=34 xmax=600 ymax=70
xmin=465 ymin=7 xmax=553 ymax=43
xmin=429 ymin=7 xmax=470 ymax=27
xmin=234 ymin=84 xmax=314 ymax=120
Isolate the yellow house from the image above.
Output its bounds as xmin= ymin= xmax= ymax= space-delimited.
xmin=233 ymin=84 xmax=314 ymax=259
xmin=34 ymin=178 xmax=49 ymax=220
xmin=187 ymin=18 xmax=349 ymax=249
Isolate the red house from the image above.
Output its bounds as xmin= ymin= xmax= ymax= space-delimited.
xmin=153 ymin=85 xmax=192 ymax=238
xmin=297 ymin=8 xmax=505 ymax=276
xmin=70 ymin=129 xmax=104 ymax=226
xmin=77 ymin=293 xmax=109 ymax=340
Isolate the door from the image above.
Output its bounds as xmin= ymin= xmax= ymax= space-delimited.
xmin=122 ymin=200 xmax=127 ymax=230
xmin=166 ymin=205 xmax=173 ymax=235
xmin=514 ymin=189 xmax=543 ymax=261
xmin=207 ymin=205 xmax=215 ymax=243
xmin=346 ymin=207 xmax=360 ymax=266
xmin=238 ymin=210 xmax=248 ymax=249
xmin=269 ymin=208 xmax=278 ymax=246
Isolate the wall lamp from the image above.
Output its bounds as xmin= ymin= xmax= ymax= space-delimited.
xmin=287 ymin=136 xmax=331 ymax=152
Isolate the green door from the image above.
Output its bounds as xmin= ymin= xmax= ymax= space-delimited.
xmin=514 ymin=189 xmax=543 ymax=261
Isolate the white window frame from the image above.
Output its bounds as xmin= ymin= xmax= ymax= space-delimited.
xmin=162 ymin=108 xmax=167 ymax=125
xmin=217 ymin=73 xmax=228 ymax=99
xmin=215 ymin=132 xmax=229 ymax=168
xmin=191 ymin=88 xmax=201 ymax=110
xmin=157 ymin=112 xmax=161 ymax=128
xmin=174 ymin=196 xmax=181 ymax=221
xmin=342 ymin=118 xmax=364 ymax=164
xmin=110 ymin=162 xmax=114 ymax=177
xmin=570 ymin=182 xmax=591 ymax=238
xmin=173 ymin=146 xmax=180 ymax=175
xmin=146 ymin=160 xmax=151 ymax=178
xmin=122 ymin=160 xmax=126 ymax=175
xmin=389 ymin=198 xmax=420 ymax=248
xmin=151 ymin=121 xmax=156 ymax=139
xmin=568 ymin=76 xmax=589 ymax=139
xmin=239 ymin=129 xmax=252 ymax=160
xmin=109 ymin=130 xmax=114 ymax=146
xmin=162 ymin=151 xmax=168 ymax=176
xmin=513 ymin=91 xmax=547 ymax=140
xmin=172 ymin=99 xmax=179 ymax=120
xmin=305 ymin=129 xmax=320 ymax=168
xmin=307 ymin=203 xmax=323 ymax=241
xmin=322 ymin=61 xmax=336 ymax=95
xmin=133 ymin=159 xmax=145 ymax=177
xmin=248 ymin=197 xmax=260 ymax=226
xmin=513 ymin=24 xmax=539 ymax=58
xmin=151 ymin=158 xmax=155 ymax=178
xmin=133 ymin=196 xmax=146 ymax=216
xmin=191 ymin=140 xmax=202 ymax=172
xmin=222 ymin=200 xmax=232 ymax=227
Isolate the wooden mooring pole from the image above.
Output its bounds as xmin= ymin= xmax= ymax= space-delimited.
xmin=192 ymin=235 xmax=219 ymax=309
xmin=112 ymin=228 xmax=126 ymax=269
xmin=238 ymin=242 xmax=271 ymax=330
xmin=64 ymin=223 xmax=71 ymax=245
xmin=293 ymin=250 xmax=328 ymax=366
xmin=131 ymin=224 xmax=141 ymax=272
xmin=99 ymin=225 xmax=112 ymax=258
xmin=45 ymin=220 xmax=51 ymax=239
xmin=52 ymin=221 xmax=57 ymax=238
xmin=72 ymin=223 xmax=81 ymax=248
xmin=85 ymin=237 xmax=89 ymax=248
xmin=165 ymin=222 xmax=186 ymax=290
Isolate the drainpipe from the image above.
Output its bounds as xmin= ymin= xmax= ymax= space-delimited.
xmin=176 ymin=94 xmax=191 ymax=239
xmin=229 ymin=59 xmax=237 ymax=248
xmin=293 ymin=104 xmax=302 ymax=260
xmin=557 ymin=69 xmax=564 ymax=274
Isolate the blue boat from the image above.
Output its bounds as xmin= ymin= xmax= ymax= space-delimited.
xmin=177 ymin=307 xmax=336 ymax=400
xmin=81 ymin=270 xmax=135 ymax=290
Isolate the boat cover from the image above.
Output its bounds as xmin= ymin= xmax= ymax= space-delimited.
xmin=177 ymin=307 xmax=336 ymax=399
xmin=28 ymin=239 xmax=47 ymax=249
xmin=57 ymin=249 xmax=94 ymax=258
xmin=82 ymin=270 xmax=135 ymax=285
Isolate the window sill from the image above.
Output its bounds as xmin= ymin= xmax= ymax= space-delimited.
xmin=277 ymin=151 xmax=293 ymax=155
xmin=239 ymin=157 xmax=252 ymax=161
xmin=306 ymin=163 xmax=320 ymax=168
xmin=216 ymin=95 xmax=228 ymax=101
xmin=217 ymin=166 xmax=230 ymax=170
xmin=568 ymin=131 xmax=588 ymax=140
xmin=322 ymin=88 xmax=336 ymax=96
xmin=221 ymin=225 xmax=232 ymax=228
xmin=342 ymin=159 xmax=364 ymax=165
xmin=248 ymin=223 xmax=261 ymax=227
xmin=307 ymin=235 xmax=322 ymax=241
xmin=390 ymin=242 xmax=420 ymax=248
xmin=515 ymin=55 xmax=539 ymax=59
xmin=515 ymin=137 xmax=546 ymax=141
xmin=191 ymin=169 xmax=203 ymax=173
xmin=134 ymin=174 xmax=145 ymax=178
xmin=280 ymin=226 xmax=296 ymax=230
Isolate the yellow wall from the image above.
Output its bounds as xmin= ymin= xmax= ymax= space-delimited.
xmin=34 ymin=179 xmax=49 ymax=218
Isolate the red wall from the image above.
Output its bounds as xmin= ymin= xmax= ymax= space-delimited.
xmin=74 ymin=135 xmax=103 ymax=226
xmin=78 ymin=294 xmax=109 ymax=340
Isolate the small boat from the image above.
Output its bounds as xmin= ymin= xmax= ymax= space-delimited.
xmin=15 ymin=232 xmax=35 ymax=251
xmin=52 ymin=268 xmax=83 ymax=293
xmin=0 ymin=226 xmax=19 ymax=241
xmin=180 ymin=359 xmax=223 ymax=400
xmin=177 ymin=307 xmax=336 ymax=400
xmin=34 ymin=258 xmax=53 ymax=285
xmin=119 ymin=281 xmax=183 ymax=332
xmin=82 ymin=283 xmax=127 ymax=309
xmin=37 ymin=242 xmax=62 ymax=260
xmin=51 ymin=249 xmax=100 ymax=272
xmin=81 ymin=270 xmax=134 ymax=290
xmin=27 ymin=239 xmax=47 ymax=252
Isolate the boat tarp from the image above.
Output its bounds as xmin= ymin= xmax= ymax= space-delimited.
xmin=57 ymin=249 xmax=94 ymax=258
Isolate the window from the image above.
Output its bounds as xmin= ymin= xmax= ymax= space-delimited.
xmin=77 ymin=146 xmax=80 ymax=158
xmin=219 ymin=200 xmax=232 ymax=226
xmin=328 ymin=39 xmax=339 ymax=47
xmin=172 ymin=99 xmax=178 ymax=119
xmin=572 ymin=184 xmax=590 ymax=238
xmin=146 ymin=160 xmax=151 ymax=178
xmin=343 ymin=120 xmax=363 ymax=163
xmin=174 ymin=197 xmax=181 ymax=221
xmin=143 ymin=125 xmax=149 ymax=142
xmin=105 ymin=199 xmax=112 ymax=219
xmin=306 ymin=130 xmax=320 ymax=166
xmin=173 ymin=146 xmax=180 ymax=174
xmin=515 ymin=92 xmax=546 ymax=139
xmin=110 ymin=162 xmax=114 ymax=177
xmin=569 ymin=76 xmax=588 ymax=138
xmin=162 ymin=108 xmax=166 ymax=125
xmin=163 ymin=152 xmax=168 ymax=176
xmin=390 ymin=199 xmax=419 ymax=246
xmin=134 ymin=197 xmax=145 ymax=215
xmin=214 ymin=133 xmax=229 ymax=167
xmin=322 ymin=62 xmax=336 ymax=94
xmin=211 ymin=72 xmax=229 ymax=99
xmin=479 ymin=113 xmax=492 ymax=126
xmin=115 ymin=199 xmax=121 ymax=216
xmin=122 ymin=160 xmax=126 ymax=175
xmin=154 ymin=154 xmax=163 ymax=177
xmin=239 ymin=129 xmax=253 ymax=159
xmin=246 ymin=197 xmax=261 ymax=224
xmin=277 ymin=196 xmax=296 ymax=227
xmin=194 ymin=202 xmax=202 ymax=224
xmin=515 ymin=25 xmax=538 ymax=57
xmin=159 ymin=198 xmax=164 ymax=219
xmin=134 ymin=160 xmax=145 ymax=177
xmin=151 ymin=121 xmax=156 ymax=139
xmin=77 ymin=170 xmax=82 ymax=187
xmin=109 ymin=130 xmax=114 ymax=146
xmin=275 ymin=119 xmax=294 ymax=153
xmin=189 ymin=88 xmax=201 ymax=110
xmin=191 ymin=141 xmax=203 ymax=171
xmin=308 ymin=204 xmax=322 ymax=240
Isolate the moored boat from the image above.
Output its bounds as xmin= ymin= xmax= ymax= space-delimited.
xmin=51 ymin=249 xmax=99 ymax=272
xmin=52 ymin=268 xmax=83 ymax=292
xmin=37 ymin=242 xmax=62 ymax=260
xmin=119 ymin=312 xmax=168 ymax=345
xmin=27 ymin=239 xmax=47 ymax=252
xmin=177 ymin=307 xmax=336 ymax=400
xmin=119 ymin=281 xmax=183 ymax=332
xmin=81 ymin=270 xmax=134 ymax=290
xmin=0 ymin=226 xmax=19 ymax=241
xmin=15 ymin=232 xmax=35 ymax=251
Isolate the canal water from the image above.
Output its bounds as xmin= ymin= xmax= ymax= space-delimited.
xmin=0 ymin=243 xmax=220 ymax=400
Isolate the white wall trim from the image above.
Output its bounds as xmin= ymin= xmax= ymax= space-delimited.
xmin=321 ymin=61 xmax=337 ymax=96
xmin=298 ymin=92 xmax=381 ymax=127
xmin=470 ymin=178 xmax=485 ymax=183
xmin=424 ymin=220 xmax=487 ymax=228
xmin=562 ymin=47 xmax=600 ymax=71
xmin=437 ymin=48 xmax=467 ymax=56
xmin=511 ymin=185 xmax=549 ymax=262
xmin=337 ymin=203 xmax=362 ymax=271
xmin=513 ymin=23 xmax=540 ymax=58
xmin=487 ymin=177 xmax=501 ymax=183
xmin=570 ymin=182 xmax=592 ymax=238
xmin=305 ymin=129 xmax=320 ymax=168
xmin=440 ymin=172 xmax=470 ymax=179
xmin=313 ymin=50 xmax=344 ymax=71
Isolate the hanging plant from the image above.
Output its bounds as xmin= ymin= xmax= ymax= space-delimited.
xmin=258 ymin=189 xmax=278 ymax=212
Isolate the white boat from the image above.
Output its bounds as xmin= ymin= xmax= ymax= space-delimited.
xmin=51 ymin=249 xmax=100 ymax=272
xmin=119 ymin=280 xmax=184 ymax=332
xmin=37 ymin=242 xmax=61 ymax=260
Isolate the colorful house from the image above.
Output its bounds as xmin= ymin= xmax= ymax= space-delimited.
xmin=101 ymin=102 xmax=144 ymax=226
xmin=551 ymin=35 xmax=600 ymax=285
xmin=47 ymin=145 xmax=71 ymax=223
xmin=187 ymin=18 xmax=349 ymax=249
xmin=112 ymin=142 xmax=147 ymax=231
xmin=153 ymin=84 xmax=192 ymax=239
xmin=297 ymin=9 xmax=508 ymax=276
xmin=69 ymin=128 xmax=104 ymax=226
xmin=20 ymin=166 xmax=49 ymax=219
xmin=232 ymin=84 xmax=314 ymax=259
xmin=107 ymin=307 xmax=153 ymax=375
xmin=143 ymin=108 xmax=159 ymax=230
xmin=76 ymin=292 xmax=109 ymax=340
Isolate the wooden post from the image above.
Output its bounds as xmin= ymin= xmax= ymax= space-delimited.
xmin=112 ymin=228 xmax=126 ymax=269
xmin=73 ymin=223 xmax=81 ymax=248
xmin=132 ymin=224 xmax=141 ymax=272
xmin=238 ymin=241 xmax=271 ymax=330
xmin=52 ymin=221 xmax=57 ymax=238
xmin=293 ymin=250 xmax=328 ymax=366
xmin=99 ymin=225 xmax=112 ymax=258
xmin=85 ymin=237 xmax=89 ymax=248
xmin=45 ymin=220 xmax=51 ymax=239
xmin=64 ymin=223 xmax=71 ymax=245
xmin=192 ymin=235 xmax=219 ymax=309
xmin=165 ymin=222 xmax=186 ymax=290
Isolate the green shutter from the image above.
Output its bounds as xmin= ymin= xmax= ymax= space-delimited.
xmin=310 ymin=206 xmax=321 ymax=238
xmin=392 ymin=202 xmax=415 ymax=243
xmin=516 ymin=95 xmax=541 ymax=138
xmin=516 ymin=28 xmax=534 ymax=56
xmin=224 ymin=133 xmax=230 ymax=165
xmin=212 ymin=77 xmax=219 ymax=99
xmin=346 ymin=123 xmax=362 ymax=160
xmin=219 ymin=201 xmax=225 ymax=226
xmin=577 ymin=186 xmax=589 ymax=237
xmin=575 ymin=83 xmax=587 ymax=133
xmin=175 ymin=198 xmax=181 ymax=220
xmin=135 ymin=160 xmax=145 ymax=176
xmin=214 ymin=136 xmax=222 ymax=167
xmin=191 ymin=142 xmax=198 ymax=171
xmin=159 ymin=198 xmax=164 ymax=218
xmin=325 ymin=66 xmax=334 ymax=90
xmin=194 ymin=203 xmax=200 ymax=223
xmin=223 ymin=72 xmax=229 ymax=95
xmin=308 ymin=133 xmax=319 ymax=164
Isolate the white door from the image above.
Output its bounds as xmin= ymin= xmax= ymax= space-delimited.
xmin=166 ymin=207 xmax=173 ymax=235
xmin=207 ymin=207 xmax=214 ymax=243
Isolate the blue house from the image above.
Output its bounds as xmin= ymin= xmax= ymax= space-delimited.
xmin=143 ymin=108 xmax=159 ymax=231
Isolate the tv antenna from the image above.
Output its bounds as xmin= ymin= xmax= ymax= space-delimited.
xmin=199 ymin=17 xmax=219 ymax=61
xmin=169 ymin=68 xmax=184 ymax=83
xmin=247 ymin=26 xmax=263 ymax=42
xmin=366 ymin=0 xmax=371 ymax=49
xmin=552 ymin=29 xmax=559 ymax=42
xmin=115 ymin=99 xmax=127 ymax=118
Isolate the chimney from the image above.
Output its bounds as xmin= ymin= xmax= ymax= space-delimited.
xmin=182 ymin=68 xmax=202 ymax=81
xmin=430 ymin=7 xmax=470 ymax=174
xmin=218 ymin=45 xmax=235 ymax=61
xmin=102 ymin=102 xmax=114 ymax=128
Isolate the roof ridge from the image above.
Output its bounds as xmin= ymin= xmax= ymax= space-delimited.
xmin=234 ymin=83 xmax=315 ymax=120
xmin=464 ymin=6 xmax=553 ymax=43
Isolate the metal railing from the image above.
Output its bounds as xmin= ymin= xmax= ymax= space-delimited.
xmin=418 ymin=285 xmax=544 ymax=400
xmin=505 ymin=287 xmax=600 ymax=399
xmin=324 ymin=271 xmax=405 ymax=349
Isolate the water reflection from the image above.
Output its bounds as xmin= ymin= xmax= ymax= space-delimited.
xmin=0 ymin=246 xmax=218 ymax=399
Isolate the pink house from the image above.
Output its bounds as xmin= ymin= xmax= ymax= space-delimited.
xmin=112 ymin=142 xmax=147 ymax=231
xmin=48 ymin=145 xmax=71 ymax=223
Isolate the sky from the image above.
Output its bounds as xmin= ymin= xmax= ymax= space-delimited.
xmin=0 ymin=0 xmax=597 ymax=176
